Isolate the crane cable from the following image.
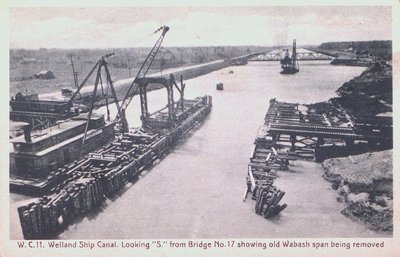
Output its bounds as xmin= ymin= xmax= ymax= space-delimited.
xmin=113 ymin=26 xmax=166 ymax=68
xmin=118 ymin=26 xmax=168 ymax=114
xmin=105 ymin=26 xmax=168 ymax=122
xmin=70 ymin=27 xmax=163 ymax=106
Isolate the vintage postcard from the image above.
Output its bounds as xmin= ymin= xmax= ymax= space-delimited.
xmin=0 ymin=0 xmax=398 ymax=256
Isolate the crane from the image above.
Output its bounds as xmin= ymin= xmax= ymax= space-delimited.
xmin=118 ymin=25 xmax=170 ymax=132
xmin=67 ymin=26 xmax=168 ymax=108
xmin=75 ymin=53 xmax=122 ymax=157
xmin=66 ymin=25 xmax=169 ymax=155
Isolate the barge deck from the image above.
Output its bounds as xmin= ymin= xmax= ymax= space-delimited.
xmin=16 ymin=95 xmax=212 ymax=239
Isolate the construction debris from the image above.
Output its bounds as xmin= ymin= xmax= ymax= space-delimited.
xmin=243 ymin=100 xmax=300 ymax=219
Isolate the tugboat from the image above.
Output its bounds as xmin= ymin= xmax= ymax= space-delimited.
xmin=280 ymin=39 xmax=299 ymax=74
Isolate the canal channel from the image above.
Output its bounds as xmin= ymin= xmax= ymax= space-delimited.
xmin=10 ymin=61 xmax=390 ymax=239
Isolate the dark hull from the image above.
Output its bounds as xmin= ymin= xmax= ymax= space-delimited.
xmin=280 ymin=68 xmax=299 ymax=74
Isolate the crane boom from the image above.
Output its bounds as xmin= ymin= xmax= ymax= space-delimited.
xmin=119 ymin=25 xmax=169 ymax=112
xmin=292 ymin=39 xmax=297 ymax=67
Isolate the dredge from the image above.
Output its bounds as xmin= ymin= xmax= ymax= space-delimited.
xmin=280 ymin=39 xmax=299 ymax=74
xmin=13 ymin=26 xmax=213 ymax=239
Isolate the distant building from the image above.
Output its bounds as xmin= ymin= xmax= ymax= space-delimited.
xmin=34 ymin=70 xmax=55 ymax=80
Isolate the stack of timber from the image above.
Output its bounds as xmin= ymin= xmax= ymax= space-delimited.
xmin=244 ymin=109 xmax=298 ymax=218
xmin=244 ymin=97 xmax=393 ymax=220
xmin=17 ymin=95 xmax=212 ymax=239
xmin=265 ymin=98 xmax=390 ymax=161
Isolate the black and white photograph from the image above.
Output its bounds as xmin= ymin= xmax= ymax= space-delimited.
xmin=1 ymin=1 xmax=398 ymax=256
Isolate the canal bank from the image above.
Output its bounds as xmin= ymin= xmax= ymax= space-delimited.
xmin=10 ymin=61 xmax=390 ymax=239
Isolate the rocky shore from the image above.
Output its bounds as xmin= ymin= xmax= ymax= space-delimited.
xmin=335 ymin=61 xmax=392 ymax=117
xmin=322 ymin=150 xmax=393 ymax=232
xmin=316 ymin=61 xmax=393 ymax=232
xmin=308 ymin=61 xmax=392 ymax=121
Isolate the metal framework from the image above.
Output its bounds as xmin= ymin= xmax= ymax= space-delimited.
xmin=264 ymin=99 xmax=391 ymax=159
xmin=137 ymin=74 xmax=185 ymax=129
xmin=116 ymin=26 xmax=170 ymax=131
xmin=76 ymin=54 xmax=122 ymax=156
xmin=248 ymin=49 xmax=332 ymax=62
xmin=138 ymin=76 xmax=176 ymax=126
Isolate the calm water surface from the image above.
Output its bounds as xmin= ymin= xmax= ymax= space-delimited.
xmin=10 ymin=61 xmax=390 ymax=239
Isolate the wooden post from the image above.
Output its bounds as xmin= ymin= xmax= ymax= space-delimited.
xmin=290 ymin=134 xmax=296 ymax=151
xmin=317 ymin=137 xmax=324 ymax=148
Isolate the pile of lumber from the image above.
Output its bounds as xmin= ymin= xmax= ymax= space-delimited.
xmin=243 ymin=101 xmax=299 ymax=218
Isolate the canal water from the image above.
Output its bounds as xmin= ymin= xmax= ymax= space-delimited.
xmin=10 ymin=61 xmax=390 ymax=239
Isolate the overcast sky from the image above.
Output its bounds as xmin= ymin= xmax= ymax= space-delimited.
xmin=10 ymin=6 xmax=391 ymax=49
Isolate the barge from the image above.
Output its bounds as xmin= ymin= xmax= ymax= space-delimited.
xmin=16 ymin=95 xmax=212 ymax=239
xmin=13 ymin=26 xmax=218 ymax=239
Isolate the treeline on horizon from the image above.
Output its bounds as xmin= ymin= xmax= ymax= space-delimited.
xmin=319 ymin=40 xmax=392 ymax=60
xmin=10 ymin=45 xmax=272 ymax=69
xmin=9 ymin=45 xmax=273 ymax=86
